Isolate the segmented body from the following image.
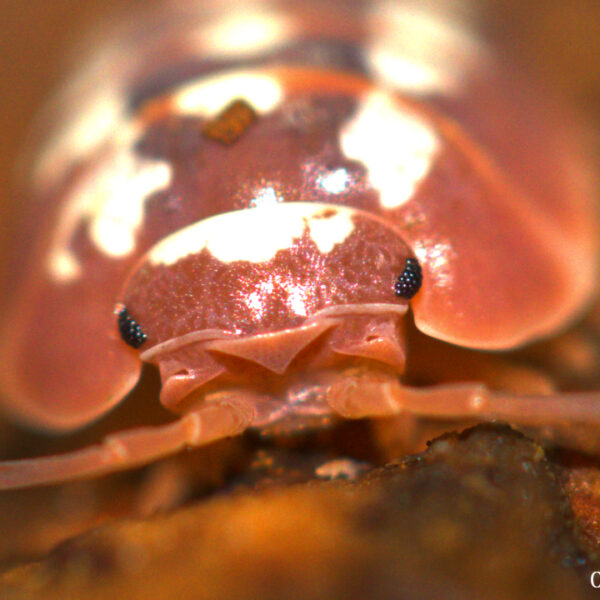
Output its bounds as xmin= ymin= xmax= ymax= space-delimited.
xmin=0 ymin=1 xmax=597 ymax=489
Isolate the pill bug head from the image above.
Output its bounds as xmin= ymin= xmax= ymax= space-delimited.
xmin=118 ymin=202 xmax=418 ymax=416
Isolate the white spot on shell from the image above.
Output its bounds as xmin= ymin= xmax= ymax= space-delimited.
xmin=87 ymin=156 xmax=172 ymax=257
xmin=29 ymin=38 xmax=143 ymax=193
xmin=340 ymin=90 xmax=438 ymax=209
xmin=364 ymin=3 xmax=486 ymax=95
xmin=48 ymin=150 xmax=172 ymax=282
xmin=33 ymin=89 xmax=131 ymax=189
xmin=148 ymin=202 xmax=357 ymax=266
xmin=197 ymin=10 xmax=294 ymax=58
xmin=48 ymin=249 xmax=82 ymax=281
xmin=308 ymin=210 xmax=354 ymax=254
xmin=172 ymin=70 xmax=283 ymax=117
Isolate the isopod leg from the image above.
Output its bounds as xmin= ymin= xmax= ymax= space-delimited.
xmin=0 ymin=400 xmax=254 ymax=490
xmin=326 ymin=372 xmax=600 ymax=453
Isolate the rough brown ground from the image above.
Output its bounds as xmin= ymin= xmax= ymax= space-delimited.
xmin=0 ymin=425 xmax=597 ymax=600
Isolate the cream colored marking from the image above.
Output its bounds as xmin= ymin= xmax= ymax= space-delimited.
xmin=148 ymin=202 xmax=356 ymax=266
xmin=33 ymin=89 xmax=130 ymax=190
xmin=370 ymin=53 xmax=443 ymax=94
xmin=88 ymin=157 xmax=172 ymax=257
xmin=30 ymin=33 xmax=141 ymax=191
xmin=48 ymin=148 xmax=172 ymax=282
xmin=308 ymin=210 xmax=355 ymax=254
xmin=30 ymin=42 xmax=175 ymax=282
xmin=197 ymin=10 xmax=294 ymax=57
xmin=172 ymin=70 xmax=283 ymax=117
xmin=365 ymin=3 xmax=485 ymax=94
xmin=50 ymin=250 xmax=82 ymax=281
xmin=340 ymin=90 xmax=439 ymax=209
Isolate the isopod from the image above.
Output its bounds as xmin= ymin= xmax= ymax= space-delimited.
xmin=0 ymin=2 xmax=598 ymax=489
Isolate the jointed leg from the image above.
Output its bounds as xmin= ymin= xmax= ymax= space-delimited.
xmin=326 ymin=371 xmax=600 ymax=453
xmin=0 ymin=399 xmax=254 ymax=490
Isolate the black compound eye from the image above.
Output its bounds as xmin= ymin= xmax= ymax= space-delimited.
xmin=117 ymin=307 xmax=147 ymax=349
xmin=394 ymin=257 xmax=423 ymax=299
